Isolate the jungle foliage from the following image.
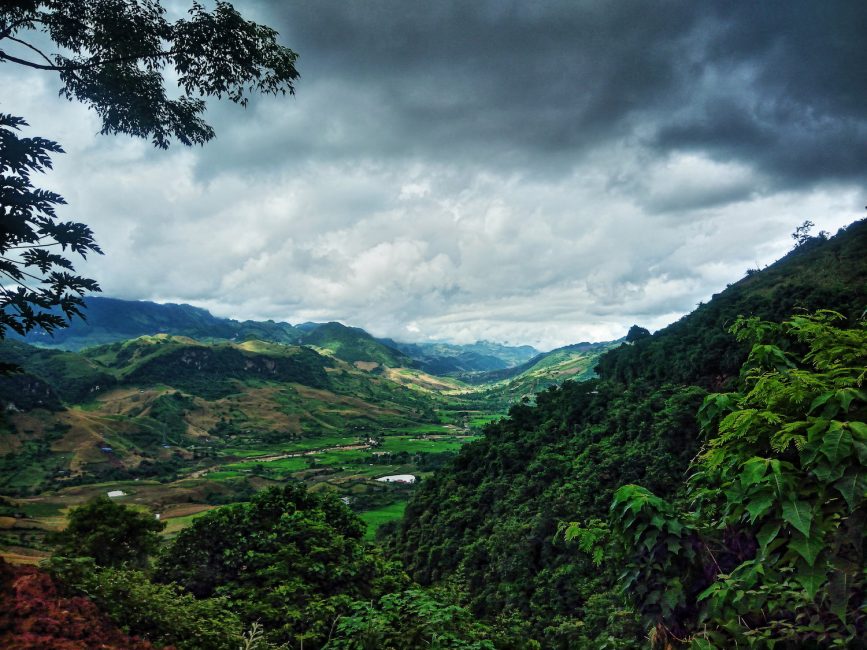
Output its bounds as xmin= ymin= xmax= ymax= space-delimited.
xmin=588 ymin=312 xmax=867 ymax=648
xmin=155 ymin=483 xmax=409 ymax=648
xmin=392 ymin=222 xmax=867 ymax=647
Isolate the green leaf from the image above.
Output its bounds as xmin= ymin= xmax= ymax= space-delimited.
xmin=850 ymin=421 xmax=867 ymax=440
xmin=789 ymin=532 xmax=823 ymax=567
xmin=819 ymin=421 xmax=853 ymax=464
xmin=795 ymin=560 xmax=826 ymax=600
xmin=828 ymin=569 xmax=855 ymax=623
xmin=740 ymin=457 xmax=769 ymax=487
xmin=768 ymin=465 xmax=790 ymax=497
xmin=833 ymin=471 xmax=867 ymax=511
xmin=812 ymin=460 xmax=846 ymax=483
xmin=755 ymin=521 xmax=780 ymax=552
xmin=746 ymin=491 xmax=775 ymax=523
xmin=854 ymin=440 xmax=867 ymax=465
xmin=808 ymin=391 xmax=836 ymax=415
xmin=782 ymin=500 xmax=812 ymax=537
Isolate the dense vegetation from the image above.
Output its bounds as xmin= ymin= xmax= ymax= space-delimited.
xmin=595 ymin=312 xmax=867 ymax=647
xmin=1 ymin=221 xmax=864 ymax=648
xmin=391 ymin=221 xmax=867 ymax=647
xmin=596 ymin=220 xmax=867 ymax=388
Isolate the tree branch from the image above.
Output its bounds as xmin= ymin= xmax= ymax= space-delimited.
xmin=6 ymin=35 xmax=54 ymax=68
xmin=0 ymin=48 xmax=62 ymax=70
xmin=0 ymin=47 xmax=173 ymax=72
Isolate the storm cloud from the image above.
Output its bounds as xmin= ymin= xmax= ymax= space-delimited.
xmin=4 ymin=0 xmax=866 ymax=349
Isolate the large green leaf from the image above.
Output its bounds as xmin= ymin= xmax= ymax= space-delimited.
xmin=789 ymin=532 xmax=824 ymax=567
xmin=795 ymin=560 xmax=826 ymax=600
xmin=740 ymin=457 xmax=769 ymax=487
xmin=850 ymin=421 xmax=867 ymax=441
xmin=819 ymin=421 xmax=853 ymax=465
xmin=833 ymin=471 xmax=867 ymax=511
xmin=782 ymin=500 xmax=812 ymax=537
xmin=746 ymin=491 xmax=775 ymax=523
xmin=755 ymin=521 xmax=780 ymax=552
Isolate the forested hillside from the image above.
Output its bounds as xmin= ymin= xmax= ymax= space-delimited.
xmin=596 ymin=219 xmax=867 ymax=388
xmin=390 ymin=221 xmax=867 ymax=647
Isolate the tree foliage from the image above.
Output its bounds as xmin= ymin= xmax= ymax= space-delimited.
xmin=325 ymin=589 xmax=497 ymax=650
xmin=156 ymin=483 xmax=409 ymax=648
xmin=47 ymin=556 xmax=244 ymax=650
xmin=599 ymin=311 xmax=867 ymax=647
xmin=1 ymin=0 xmax=299 ymax=149
xmin=51 ymin=495 xmax=164 ymax=568
xmin=0 ymin=114 xmax=101 ymax=341
xmin=0 ymin=0 xmax=299 ymax=341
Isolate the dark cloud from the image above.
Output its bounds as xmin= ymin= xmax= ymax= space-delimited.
xmin=223 ymin=0 xmax=867 ymax=187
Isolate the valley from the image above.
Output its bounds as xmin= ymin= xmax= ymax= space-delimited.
xmin=0 ymin=311 xmax=613 ymax=562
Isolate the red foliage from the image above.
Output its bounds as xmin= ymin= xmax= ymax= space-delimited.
xmin=0 ymin=559 xmax=168 ymax=650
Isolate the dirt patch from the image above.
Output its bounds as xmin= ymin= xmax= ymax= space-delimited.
xmin=161 ymin=503 xmax=215 ymax=519
xmin=0 ymin=547 xmax=50 ymax=565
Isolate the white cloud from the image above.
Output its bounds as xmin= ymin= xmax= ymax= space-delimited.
xmin=3 ymin=2 xmax=865 ymax=351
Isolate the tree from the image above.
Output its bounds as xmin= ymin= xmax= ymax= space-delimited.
xmin=51 ymin=495 xmax=165 ymax=568
xmin=156 ymin=483 xmax=408 ymax=648
xmin=0 ymin=1 xmax=299 ymax=339
xmin=1 ymin=114 xmax=101 ymax=340
xmin=0 ymin=1 xmax=299 ymax=148
xmin=588 ymin=311 xmax=867 ymax=647
xmin=624 ymin=324 xmax=650 ymax=343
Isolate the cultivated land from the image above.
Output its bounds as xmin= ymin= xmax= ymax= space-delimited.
xmin=0 ymin=301 xmax=620 ymax=557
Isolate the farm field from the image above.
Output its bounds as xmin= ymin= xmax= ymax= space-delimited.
xmin=0 ymin=424 xmax=484 ymax=559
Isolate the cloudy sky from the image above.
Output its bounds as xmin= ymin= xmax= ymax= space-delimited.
xmin=4 ymin=1 xmax=866 ymax=350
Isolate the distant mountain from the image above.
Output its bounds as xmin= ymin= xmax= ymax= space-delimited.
xmin=379 ymin=339 xmax=540 ymax=375
xmin=16 ymin=297 xmax=303 ymax=350
xmin=0 ymin=334 xmax=441 ymax=494
xmin=300 ymin=322 xmax=414 ymax=368
xmin=460 ymin=339 xmax=621 ymax=405
xmin=15 ymin=298 xmax=544 ymax=373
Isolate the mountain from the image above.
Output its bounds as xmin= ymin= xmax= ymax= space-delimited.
xmin=16 ymin=299 xmax=413 ymax=369
xmin=0 ymin=334 xmax=441 ymax=495
xmin=380 ymin=340 xmax=540 ymax=375
xmin=16 ymin=297 xmax=303 ymax=350
xmin=300 ymin=322 xmax=415 ymax=368
xmin=389 ymin=220 xmax=867 ymax=646
xmin=462 ymin=340 xmax=617 ymax=384
xmin=15 ymin=298 xmax=549 ymax=376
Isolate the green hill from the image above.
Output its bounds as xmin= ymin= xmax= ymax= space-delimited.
xmin=381 ymin=339 xmax=540 ymax=374
xmin=389 ymin=220 xmax=867 ymax=647
xmin=300 ymin=322 xmax=415 ymax=368
xmin=16 ymin=297 xmax=304 ymax=350
xmin=0 ymin=334 xmax=442 ymax=496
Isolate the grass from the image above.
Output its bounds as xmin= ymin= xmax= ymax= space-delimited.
xmin=201 ymin=470 xmax=243 ymax=480
xmin=161 ymin=508 xmax=216 ymax=536
xmin=376 ymin=436 xmax=469 ymax=454
xmin=359 ymin=500 xmax=408 ymax=541
xmin=467 ymin=414 xmax=504 ymax=428
xmin=221 ymin=434 xmax=361 ymax=458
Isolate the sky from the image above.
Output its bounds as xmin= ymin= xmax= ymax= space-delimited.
xmin=4 ymin=1 xmax=866 ymax=350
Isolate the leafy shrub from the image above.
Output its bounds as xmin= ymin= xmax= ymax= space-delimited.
xmin=597 ymin=312 xmax=867 ymax=647
xmin=47 ymin=556 xmax=242 ymax=650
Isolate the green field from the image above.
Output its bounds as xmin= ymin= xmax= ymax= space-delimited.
xmin=360 ymin=500 xmax=408 ymax=541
